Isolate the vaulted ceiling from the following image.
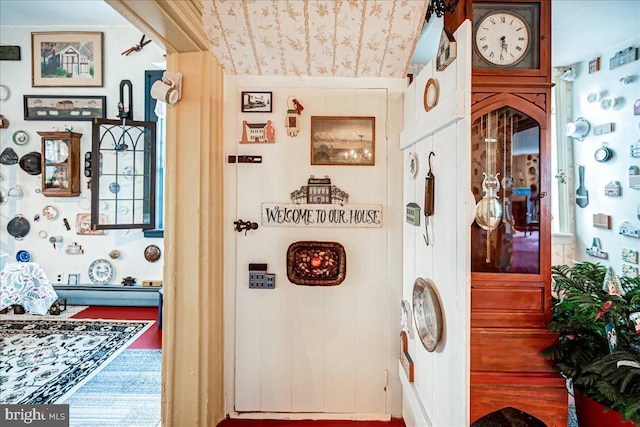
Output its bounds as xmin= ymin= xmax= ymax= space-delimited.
xmin=201 ymin=0 xmax=429 ymax=78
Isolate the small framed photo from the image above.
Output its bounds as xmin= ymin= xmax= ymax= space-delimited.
xmin=241 ymin=91 xmax=272 ymax=113
xmin=68 ymin=273 xmax=80 ymax=285
xmin=31 ymin=31 xmax=103 ymax=87
xmin=311 ymin=116 xmax=375 ymax=166
xmin=24 ymin=95 xmax=106 ymax=121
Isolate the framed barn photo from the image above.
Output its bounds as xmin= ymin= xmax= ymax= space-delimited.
xmin=241 ymin=91 xmax=272 ymax=112
xmin=311 ymin=116 xmax=375 ymax=166
xmin=31 ymin=32 xmax=103 ymax=87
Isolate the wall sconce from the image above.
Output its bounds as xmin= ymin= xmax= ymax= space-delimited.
xmin=559 ymin=68 xmax=576 ymax=81
xmin=151 ymin=71 xmax=182 ymax=105
xmin=564 ymin=117 xmax=590 ymax=141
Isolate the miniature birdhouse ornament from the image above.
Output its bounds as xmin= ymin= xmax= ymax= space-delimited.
xmin=603 ymin=266 xmax=625 ymax=296
xmin=285 ymin=98 xmax=304 ymax=137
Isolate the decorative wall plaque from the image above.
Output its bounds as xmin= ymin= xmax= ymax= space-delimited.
xmin=593 ymin=213 xmax=611 ymax=229
xmin=286 ymin=241 xmax=346 ymax=286
xmin=586 ymin=237 xmax=608 ymax=259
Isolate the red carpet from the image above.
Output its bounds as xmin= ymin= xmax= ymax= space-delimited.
xmin=72 ymin=306 xmax=162 ymax=349
xmin=217 ymin=420 xmax=405 ymax=427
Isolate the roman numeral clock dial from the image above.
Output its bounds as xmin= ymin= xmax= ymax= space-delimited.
xmin=475 ymin=11 xmax=531 ymax=66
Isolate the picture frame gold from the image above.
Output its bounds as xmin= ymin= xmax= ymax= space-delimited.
xmin=310 ymin=116 xmax=375 ymax=166
xmin=31 ymin=32 xmax=103 ymax=87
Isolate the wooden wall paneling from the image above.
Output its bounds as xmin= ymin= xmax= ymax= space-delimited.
xmin=260 ymin=289 xmax=293 ymax=411
xmin=323 ymin=285 xmax=357 ymax=413
xmin=291 ymin=288 xmax=326 ymax=412
xmin=235 ymin=289 xmax=263 ymax=411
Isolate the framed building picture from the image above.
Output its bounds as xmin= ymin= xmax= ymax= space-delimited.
xmin=24 ymin=95 xmax=106 ymax=121
xmin=241 ymin=91 xmax=272 ymax=112
xmin=310 ymin=116 xmax=375 ymax=166
xmin=31 ymin=31 xmax=103 ymax=87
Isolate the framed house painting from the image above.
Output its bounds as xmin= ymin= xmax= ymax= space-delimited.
xmin=311 ymin=116 xmax=375 ymax=166
xmin=31 ymin=32 xmax=103 ymax=87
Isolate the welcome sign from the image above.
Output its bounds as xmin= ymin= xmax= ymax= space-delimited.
xmin=261 ymin=203 xmax=382 ymax=228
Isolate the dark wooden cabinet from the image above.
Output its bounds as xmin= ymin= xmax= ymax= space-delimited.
xmin=38 ymin=131 xmax=82 ymax=197
xmin=447 ymin=1 xmax=567 ymax=425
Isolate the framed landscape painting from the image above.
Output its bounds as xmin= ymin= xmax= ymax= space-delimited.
xmin=31 ymin=32 xmax=103 ymax=87
xmin=311 ymin=116 xmax=375 ymax=166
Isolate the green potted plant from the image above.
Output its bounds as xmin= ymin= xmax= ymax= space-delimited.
xmin=541 ymin=262 xmax=640 ymax=426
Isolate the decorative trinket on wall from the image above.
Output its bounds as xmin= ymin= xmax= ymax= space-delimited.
xmin=588 ymin=57 xmax=600 ymax=73
xmin=622 ymin=264 xmax=639 ymax=279
xmin=0 ymin=147 xmax=18 ymax=165
xmin=121 ymin=276 xmax=136 ymax=286
xmin=400 ymin=331 xmax=414 ymax=382
xmin=109 ymin=250 xmax=121 ymax=259
xmin=239 ymin=120 xmax=275 ymax=143
xmin=604 ymin=181 xmax=621 ymax=197
xmin=576 ymin=165 xmax=589 ymax=208
xmin=406 ymin=203 xmax=421 ymax=226
xmin=49 ymin=235 xmax=63 ymax=249
xmin=88 ymin=258 xmax=114 ymax=285
xmin=16 ymin=250 xmax=31 ymax=262
xmin=586 ymin=237 xmax=608 ymax=259
xmin=286 ymin=241 xmax=346 ymax=286
xmin=564 ymin=117 xmax=590 ymax=141
xmin=593 ymin=213 xmax=611 ymax=229
xmin=622 ymin=248 xmax=639 ymax=264
xmin=436 ymin=27 xmax=457 ymax=72
xmin=593 ymin=123 xmax=614 ymax=136
xmin=603 ymin=266 xmax=625 ymax=296
xmin=412 ymin=277 xmax=443 ymax=352
xmin=629 ymin=166 xmax=640 ymax=189
xmin=406 ymin=152 xmax=418 ymax=179
xmin=609 ymin=46 xmax=639 ymax=70
xmin=0 ymin=114 xmax=8 ymax=129
xmin=401 ymin=300 xmax=414 ymax=339
xmin=144 ymin=245 xmax=161 ymax=262
xmin=619 ymin=221 xmax=640 ymax=238
xmin=248 ymin=263 xmax=275 ymax=289
xmin=284 ymin=97 xmax=304 ymax=137
xmin=290 ymin=175 xmax=349 ymax=205
xmin=67 ymin=273 xmax=80 ymax=285
xmin=594 ymin=143 xmax=613 ymax=162
xmin=76 ymin=213 xmax=107 ymax=235
xmin=65 ymin=242 xmax=84 ymax=255
xmin=631 ymin=143 xmax=640 ymax=158
xmin=423 ymin=78 xmax=439 ymax=112
xmin=630 ymin=312 xmax=640 ymax=333
xmin=634 ymin=99 xmax=640 ymax=115
xmin=423 ymin=151 xmax=436 ymax=246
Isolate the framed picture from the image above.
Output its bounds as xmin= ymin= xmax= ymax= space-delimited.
xmin=311 ymin=116 xmax=375 ymax=166
xmin=31 ymin=31 xmax=103 ymax=87
xmin=24 ymin=95 xmax=106 ymax=121
xmin=241 ymin=91 xmax=272 ymax=113
xmin=67 ymin=273 xmax=80 ymax=285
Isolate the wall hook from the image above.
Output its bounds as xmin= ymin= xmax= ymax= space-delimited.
xmin=234 ymin=219 xmax=259 ymax=235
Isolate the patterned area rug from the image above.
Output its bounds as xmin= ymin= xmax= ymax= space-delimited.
xmin=0 ymin=319 xmax=153 ymax=404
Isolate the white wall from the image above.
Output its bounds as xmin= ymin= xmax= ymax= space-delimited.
xmin=571 ymin=36 xmax=640 ymax=276
xmin=0 ymin=25 xmax=165 ymax=286
xmin=400 ymin=21 xmax=472 ymax=427
xmin=223 ymin=75 xmax=406 ymax=418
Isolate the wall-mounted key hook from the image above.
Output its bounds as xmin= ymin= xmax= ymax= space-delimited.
xmin=234 ymin=219 xmax=259 ymax=235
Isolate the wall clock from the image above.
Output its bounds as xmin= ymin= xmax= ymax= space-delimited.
xmin=423 ymin=78 xmax=439 ymax=112
xmin=472 ymin=2 xmax=540 ymax=69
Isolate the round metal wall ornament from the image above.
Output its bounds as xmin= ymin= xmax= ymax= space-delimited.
xmin=412 ymin=277 xmax=443 ymax=352
xmin=423 ymin=78 xmax=439 ymax=112
xmin=144 ymin=245 xmax=161 ymax=262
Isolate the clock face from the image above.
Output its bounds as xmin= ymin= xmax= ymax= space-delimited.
xmin=472 ymin=3 xmax=540 ymax=70
xmin=475 ymin=12 xmax=530 ymax=66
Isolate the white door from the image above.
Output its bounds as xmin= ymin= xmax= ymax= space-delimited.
xmin=230 ymin=83 xmax=400 ymax=417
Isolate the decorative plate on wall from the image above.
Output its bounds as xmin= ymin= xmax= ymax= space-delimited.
xmin=286 ymin=241 xmax=346 ymax=286
xmin=412 ymin=277 xmax=443 ymax=352
xmin=88 ymin=258 xmax=114 ymax=285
